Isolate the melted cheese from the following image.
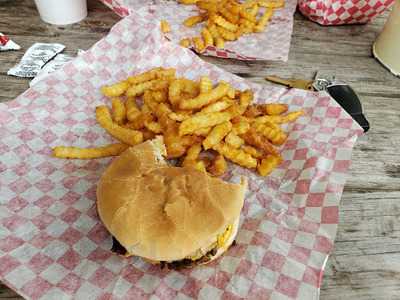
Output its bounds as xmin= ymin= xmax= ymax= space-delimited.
xmin=217 ymin=224 xmax=233 ymax=249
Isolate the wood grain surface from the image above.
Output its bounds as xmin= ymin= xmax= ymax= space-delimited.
xmin=1 ymin=0 xmax=399 ymax=299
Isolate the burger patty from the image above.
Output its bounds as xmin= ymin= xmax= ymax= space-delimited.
xmin=111 ymin=236 xmax=235 ymax=270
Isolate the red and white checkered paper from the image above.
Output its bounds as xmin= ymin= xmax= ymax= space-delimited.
xmin=99 ymin=0 xmax=297 ymax=61
xmin=0 ymin=14 xmax=363 ymax=300
xmin=298 ymin=0 xmax=394 ymax=25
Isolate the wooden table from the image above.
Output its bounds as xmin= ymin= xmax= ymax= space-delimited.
xmin=1 ymin=0 xmax=399 ymax=299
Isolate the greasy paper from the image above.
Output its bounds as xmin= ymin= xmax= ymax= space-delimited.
xmin=0 ymin=14 xmax=363 ymax=300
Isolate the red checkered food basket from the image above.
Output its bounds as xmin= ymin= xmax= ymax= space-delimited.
xmin=298 ymin=0 xmax=394 ymax=25
xmin=98 ymin=0 xmax=298 ymax=61
xmin=0 ymin=13 xmax=364 ymax=300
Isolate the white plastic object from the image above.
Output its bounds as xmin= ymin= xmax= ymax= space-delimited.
xmin=33 ymin=0 xmax=88 ymax=25
xmin=373 ymin=0 xmax=400 ymax=77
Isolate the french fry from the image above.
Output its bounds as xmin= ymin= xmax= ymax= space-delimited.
xmin=242 ymin=145 xmax=263 ymax=159
xmin=125 ymin=98 xmax=141 ymax=124
xmin=257 ymin=154 xmax=283 ymax=176
xmin=165 ymin=123 xmax=200 ymax=158
xmin=101 ymin=81 xmax=129 ymax=98
xmin=197 ymin=1 xmax=218 ymax=12
xmin=264 ymin=103 xmax=289 ymax=115
xmin=126 ymin=80 xmax=157 ymax=97
xmin=169 ymin=111 xmax=191 ymax=122
xmin=244 ymin=105 xmax=264 ymax=118
xmin=203 ymin=121 xmax=232 ymax=150
xmin=208 ymin=154 xmax=227 ymax=176
xmin=180 ymin=82 xmax=229 ymax=110
xmin=193 ymin=126 xmax=212 ymax=137
xmin=183 ymin=159 xmax=207 ymax=172
xmin=184 ymin=15 xmax=206 ymax=27
xmin=160 ymin=20 xmax=171 ymax=33
xmin=201 ymin=28 xmax=214 ymax=47
xmin=213 ymin=142 xmax=258 ymax=169
xmin=253 ymin=122 xmax=287 ymax=145
xmin=152 ymin=89 xmax=168 ymax=103
xmin=232 ymin=119 xmax=250 ymax=135
xmin=145 ymin=121 xmax=162 ymax=134
xmin=141 ymin=128 xmax=156 ymax=141
xmin=169 ymin=79 xmax=199 ymax=107
xmin=215 ymin=37 xmax=225 ymax=49
xmin=125 ymin=112 xmax=154 ymax=130
xmin=254 ymin=110 xmax=304 ymax=124
xmin=180 ymin=111 xmax=231 ymax=136
xmin=180 ymin=38 xmax=192 ymax=48
xmin=239 ymin=9 xmax=257 ymax=22
xmin=127 ymin=68 xmax=159 ymax=85
xmin=96 ymin=106 xmax=143 ymax=146
xmin=249 ymin=3 xmax=259 ymax=16
xmin=258 ymin=0 xmax=285 ymax=8
xmin=193 ymin=36 xmax=206 ymax=52
xmin=227 ymin=86 xmax=236 ymax=99
xmin=212 ymin=15 xmax=238 ymax=32
xmin=220 ymin=6 xmax=240 ymax=24
xmin=185 ymin=143 xmax=202 ymax=161
xmin=225 ymin=132 xmax=244 ymax=148
xmin=53 ymin=144 xmax=129 ymax=159
xmin=111 ymin=97 xmax=126 ymax=125
xmin=200 ymin=76 xmax=213 ymax=94
xmin=254 ymin=8 xmax=273 ymax=32
xmin=241 ymin=128 xmax=279 ymax=156
xmin=217 ymin=26 xmax=237 ymax=41
xmin=200 ymin=98 xmax=233 ymax=114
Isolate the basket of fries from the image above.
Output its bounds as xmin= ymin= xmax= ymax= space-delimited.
xmin=99 ymin=0 xmax=298 ymax=61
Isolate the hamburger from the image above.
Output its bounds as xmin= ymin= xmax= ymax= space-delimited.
xmin=97 ymin=137 xmax=247 ymax=269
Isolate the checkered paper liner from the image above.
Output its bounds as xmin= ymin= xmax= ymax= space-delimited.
xmin=298 ymin=0 xmax=394 ymax=25
xmin=0 ymin=14 xmax=363 ymax=300
xmin=98 ymin=0 xmax=297 ymax=61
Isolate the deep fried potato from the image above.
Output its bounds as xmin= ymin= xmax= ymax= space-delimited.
xmin=264 ymin=103 xmax=289 ymax=115
xmin=212 ymin=15 xmax=238 ymax=32
xmin=199 ymin=76 xmax=213 ymax=94
xmin=217 ymin=26 xmax=237 ymax=41
xmin=200 ymin=98 xmax=233 ymax=114
xmin=145 ymin=121 xmax=162 ymax=134
xmin=169 ymin=79 xmax=199 ymax=107
xmin=232 ymin=119 xmax=250 ymax=135
xmin=101 ymin=81 xmax=129 ymax=98
xmin=254 ymin=8 xmax=273 ymax=32
xmin=184 ymin=142 xmax=202 ymax=161
xmin=53 ymin=143 xmax=128 ymax=159
xmin=160 ymin=20 xmax=171 ymax=33
xmin=242 ymin=145 xmax=263 ymax=159
xmin=213 ymin=142 xmax=257 ymax=169
xmin=202 ymin=28 xmax=214 ymax=47
xmin=111 ymin=97 xmax=126 ymax=125
xmin=203 ymin=121 xmax=232 ymax=150
xmin=193 ymin=36 xmax=206 ymax=52
xmin=253 ymin=122 xmax=287 ymax=145
xmin=258 ymin=0 xmax=285 ymax=8
xmin=193 ymin=126 xmax=212 ymax=137
xmin=169 ymin=111 xmax=192 ymax=122
xmin=125 ymin=97 xmax=141 ymax=122
xmin=241 ymin=128 xmax=279 ymax=155
xmin=225 ymin=132 xmax=244 ymax=148
xmin=254 ymin=110 xmax=304 ymax=124
xmin=180 ymin=38 xmax=192 ymax=48
xmin=180 ymin=82 xmax=230 ymax=110
xmin=244 ymin=105 xmax=264 ymax=118
xmin=257 ymin=154 xmax=283 ymax=176
xmin=180 ymin=111 xmax=231 ymax=136
xmin=126 ymin=80 xmax=158 ymax=97
xmin=96 ymin=106 xmax=143 ymax=146
xmin=125 ymin=112 xmax=154 ymax=130
xmin=183 ymin=15 xmax=206 ymax=27
xmin=208 ymin=154 xmax=227 ymax=176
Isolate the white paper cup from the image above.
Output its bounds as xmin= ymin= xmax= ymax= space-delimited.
xmin=373 ymin=0 xmax=400 ymax=77
xmin=34 ymin=0 xmax=88 ymax=25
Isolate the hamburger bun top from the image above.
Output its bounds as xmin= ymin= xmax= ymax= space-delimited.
xmin=97 ymin=138 xmax=247 ymax=262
